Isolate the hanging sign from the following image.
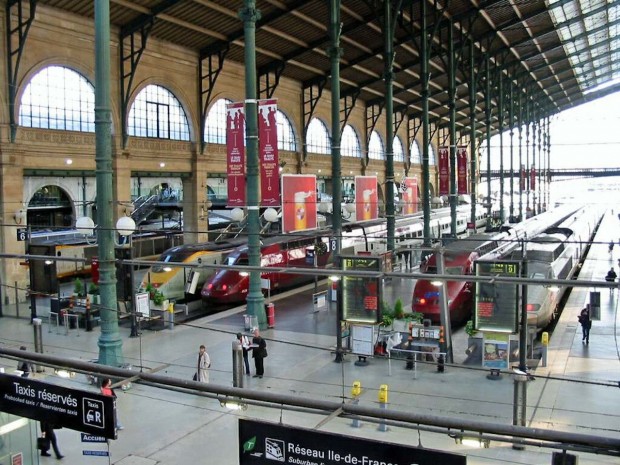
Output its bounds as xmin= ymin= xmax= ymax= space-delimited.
xmin=281 ymin=175 xmax=317 ymax=233
xmin=354 ymin=176 xmax=378 ymax=222
xmin=258 ymin=99 xmax=280 ymax=207
xmin=226 ymin=102 xmax=246 ymax=207
xmin=457 ymin=146 xmax=468 ymax=194
xmin=438 ymin=146 xmax=449 ymax=196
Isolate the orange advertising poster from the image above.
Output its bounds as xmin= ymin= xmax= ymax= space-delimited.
xmin=282 ymin=175 xmax=317 ymax=233
xmin=402 ymin=177 xmax=418 ymax=215
xmin=354 ymin=176 xmax=378 ymax=222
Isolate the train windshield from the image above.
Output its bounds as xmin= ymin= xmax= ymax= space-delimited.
xmin=226 ymin=256 xmax=249 ymax=266
xmin=152 ymin=250 xmax=197 ymax=272
xmin=422 ymin=265 xmax=463 ymax=275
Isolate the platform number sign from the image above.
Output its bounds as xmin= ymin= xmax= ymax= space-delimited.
xmin=474 ymin=260 xmax=521 ymax=333
xmin=16 ymin=228 xmax=28 ymax=242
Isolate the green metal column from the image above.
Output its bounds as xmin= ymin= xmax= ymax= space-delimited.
xmin=525 ymin=97 xmax=530 ymax=216
xmin=421 ymin=0 xmax=431 ymax=245
xmin=537 ymin=109 xmax=542 ymax=213
xmin=532 ymin=108 xmax=537 ymax=215
xmin=95 ymin=0 xmax=123 ymax=366
xmin=448 ymin=21 xmax=457 ymax=235
xmin=518 ymin=91 xmax=523 ymax=221
xmin=508 ymin=83 xmax=514 ymax=221
xmin=329 ymin=0 xmax=344 ymax=362
xmin=484 ymin=55 xmax=492 ymax=229
xmin=497 ymin=71 xmax=505 ymax=223
xmin=469 ymin=39 xmax=477 ymax=228
xmin=384 ymin=0 xmax=396 ymax=253
xmin=240 ymin=0 xmax=266 ymax=329
xmin=546 ymin=116 xmax=551 ymax=210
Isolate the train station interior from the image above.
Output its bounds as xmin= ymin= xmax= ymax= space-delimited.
xmin=1 ymin=1 xmax=620 ymax=464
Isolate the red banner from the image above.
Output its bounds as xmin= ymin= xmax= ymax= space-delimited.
xmin=530 ymin=164 xmax=536 ymax=190
xmin=402 ymin=177 xmax=418 ymax=215
xmin=457 ymin=146 xmax=468 ymax=195
xmin=282 ymin=175 xmax=317 ymax=233
xmin=258 ymin=99 xmax=280 ymax=207
xmin=226 ymin=102 xmax=246 ymax=207
xmin=520 ymin=164 xmax=526 ymax=191
xmin=355 ymin=176 xmax=378 ymax=222
xmin=438 ymin=146 xmax=449 ymax=196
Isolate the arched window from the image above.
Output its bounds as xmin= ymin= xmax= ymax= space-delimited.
xmin=307 ymin=118 xmax=330 ymax=154
xmin=128 ymin=85 xmax=190 ymax=141
xmin=342 ymin=125 xmax=361 ymax=157
xmin=428 ymin=144 xmax=436 ymax=165
xmin=277 ymin=110 xmax=296 ymax=151
xmin=393 ymin=136 xmax=405 ymax=162
xmin=410 ymin=140 xmax=421 ymax=164
xmin=204 ymin=98 xmax=232 ymax=144
xmin=19 ymin=66 xmax=95 ymax=132
xmin=368 ymin=131 xmax=384 ymax=160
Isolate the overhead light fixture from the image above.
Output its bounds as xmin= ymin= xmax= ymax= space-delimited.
xmin=160 ymin=162 xmax=166 ymax=168
xmin=54 ymin=368 xmax=75 ymax=379
xmin=451 ymin=433 xmax=490 ymax=448
xmin=14 ymin=209 xmax=26 ymax=225
xmin=65 ymin=158 xmax=73 ymax=165
xmin=219 ymin=398 xmax=247 ymax=411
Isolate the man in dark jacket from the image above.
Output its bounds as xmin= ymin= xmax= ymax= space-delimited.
xmin=251 ymin=328 xmax=267 ymax=378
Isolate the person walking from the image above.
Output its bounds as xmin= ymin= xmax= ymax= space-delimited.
xmin=236 ymin=333 xmax=251 ymax=375
xmin=40 ymin=421 xmax=63 ymax=459
xmin=578 ymin=307 xmax=592 ymax=344
xmin=605 ymin=267 xmax=617 ymax=294
xmin=251 ymin=328 xmax=267 ymax=378
xmin=100 ymin=378 xmax=123 ymax=430
xmin=197 ymin=344 xmax=211 ymax=383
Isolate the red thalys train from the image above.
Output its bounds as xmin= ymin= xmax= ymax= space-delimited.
xmin=412 ymin=205 xmax=582 ymax=326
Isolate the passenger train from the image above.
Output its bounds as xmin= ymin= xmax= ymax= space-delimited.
xmin=500 ymin=206 xmax=602 ymax=329
xmin=200 ymin=204 xmax=490 ymax=306
xmin=411 ymin=205 xmax=587 ymax=327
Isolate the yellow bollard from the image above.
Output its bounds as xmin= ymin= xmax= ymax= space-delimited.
xmin=351 ymin=381 xmax=361 ymax=428
xmin=541 ymin=331 xmax=549 ymax=367
xmin=541 ymin=332 xmax=549 ymax=346
xmin=167 ymin=302 xmax=175 ymax=329
xmin=378 ymin=384 xmax=388 ymax=432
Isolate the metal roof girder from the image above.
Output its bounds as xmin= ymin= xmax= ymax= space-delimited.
xmin=120 ymin=0 xmax=185 ymax=37
xmin=199 ymin=45 xmax=229 ymax=153
xmin=258 ymin=60 xmax=286 ymax=99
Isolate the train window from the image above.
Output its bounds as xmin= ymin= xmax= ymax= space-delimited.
xmin=445 ymin=266 xmax=463 ymax=275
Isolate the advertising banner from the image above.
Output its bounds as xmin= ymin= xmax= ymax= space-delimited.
xmin=474 ymin=260 xmax=521 ymax=333
xmin=238 ymin=419 xmax=466 ymax=465
xmin=530 ymin=164 xmax=536 ymax=190
xmin=0 ymin=373 xmax=117 ymax=439
xmin=258 ymin=99 xmax=280 ymax=207
xmin=520 ymin=164 xmax=526 ymax=191
xmin=438 ymin=146 xmax=449 ymax=196
xmin=341 ymin=255 xmax=381 ymax=324
xmin=457 ymin=146 xmax=468 ymax=194
xmin=226 ymin=101 xmax=246 ymax=207
xmin=281 ymin=175 xmax=317 ymax=233
xmin=354 ymin=176 xmax=378 ymax=222
xmin=402 ymin=177 xmax=418 ymax=215
xmin=482 ymin=332 xmax=510 ymax=370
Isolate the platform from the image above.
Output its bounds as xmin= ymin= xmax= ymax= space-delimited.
xmin=0 ymin=212 xmax=619 ymax=465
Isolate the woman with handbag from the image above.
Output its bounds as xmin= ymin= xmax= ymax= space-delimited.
xmin=39 ymin=421 xmax=63 ymax=459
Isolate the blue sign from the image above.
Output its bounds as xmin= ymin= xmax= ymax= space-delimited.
xmin=81 ymin=433 xmax=107 ymax=443
xmin=83 ymin=450 xmax=109 ymax=457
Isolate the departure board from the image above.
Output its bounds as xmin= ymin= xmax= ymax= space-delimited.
xmin=474 ymin=260 xmax=521 ymax=333
xmin=341 ymin=256 xmax=382 ymax=324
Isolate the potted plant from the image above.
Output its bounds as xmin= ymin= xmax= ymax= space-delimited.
xmin=88 ymin=282 xmax=99 ymax=304
xmin=380 ymin=301 xmax=394 ymax=330
xmin=151 ymin=290 xmax=168 ymax=311
xmin=74 ymin=278 xmax=85 ymax=305
xmin=145 ymin=282 xmax=156 ymax=300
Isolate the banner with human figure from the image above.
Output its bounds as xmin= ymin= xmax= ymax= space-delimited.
xmin=530 ymin=164 xmax=536 ymax=190
xmin=355 ymin=176 xmax=378 ymax=222
xmin=226 ymin=102 xmax=246 ymax=207
xmin=457 ymin=146 xmax=468 ymax=194
xmin=438 ymin=146 xmax=449 ymax=196
xmin=402 ymin=177 xmax=418 ymax=215
xmin=520 ymin=164 xmax=526 ymax=191
xmin=282 ymin=175 xmax=317 ymax=233
xmin=258 ymin=99 xmax=280 ymax=207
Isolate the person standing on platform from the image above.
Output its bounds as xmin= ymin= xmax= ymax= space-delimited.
xmin=40 ymin=421 xmax=63 ymax=459
xmin=17 ymin=346 xmax=33 ymax=377
xmin=605 ymin=267 xmax=617 ymax=294
xmin=251 ymin=328 xmax=267 ymax=378
xmin=236 ymin=333 xmax=251 ymax=375
xmin=101 ymin=378 xmax=124 ymax=430
xmin=578 ymin=307 xmax=592 ymax=344
xmin=197 ymin=344 xmax=211 ymax=383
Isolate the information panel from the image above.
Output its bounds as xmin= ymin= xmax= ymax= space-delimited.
xmin=238 ymin=419 xmax=466 ymax=465
xmin=474 ymin=260 xmax=521 ymax=333
xmin=341 ymin=256 xmax=381 ymax=324
xmin=0 ymin=373 xmax=117 ymax=439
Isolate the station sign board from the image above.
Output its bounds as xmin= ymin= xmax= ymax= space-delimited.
xmin=341 ymin=255 xmax=382 ymax=324
xmin=0 ymin=373 xmax=117 ymax=439
xmin=239 ymin=419 xmax=466 ymax=465
xmin=474 ymin=260 xmax=521 ymax=333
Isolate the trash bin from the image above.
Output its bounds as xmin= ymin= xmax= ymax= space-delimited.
xmin=266 ymin=303 xmax=275 ymax=328
xmin=244 ymin=314 xmax=258 ymax=331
